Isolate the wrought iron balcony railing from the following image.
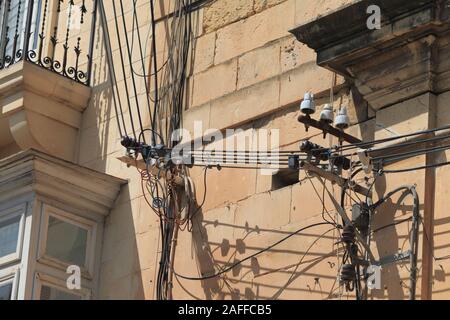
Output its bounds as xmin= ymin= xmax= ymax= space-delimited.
xmin=0 ymin=0 xmax=97 ymax=86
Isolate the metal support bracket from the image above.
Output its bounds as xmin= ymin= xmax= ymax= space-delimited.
xmin=117 ymin=155 xmax=185 ymax=186
xmin=300 ymin=161 xmax=370 ymax=196
xmin=298 ymin=115 xmax=362 ymax=144
xmin=375 ymin=251 xmax=411 ymax=267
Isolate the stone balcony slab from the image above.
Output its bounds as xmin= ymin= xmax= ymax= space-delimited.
xmin=290 ymin=0 xmax=450 ymax=110
xmin=0 ymin=61 xmax=91 ymax=161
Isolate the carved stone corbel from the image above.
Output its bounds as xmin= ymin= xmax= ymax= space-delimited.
xmin=0 ymin=61 xmax=91 ymax=161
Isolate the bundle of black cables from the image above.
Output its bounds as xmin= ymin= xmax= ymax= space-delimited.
xmin=152 ymin=0 xmax=196 ymax=300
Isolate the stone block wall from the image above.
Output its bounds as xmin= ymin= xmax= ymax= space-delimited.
xmin=72 ymin=0 xmax=450 ymax=300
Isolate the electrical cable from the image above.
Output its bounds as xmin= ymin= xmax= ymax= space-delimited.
xmin=173 ymin=222 xmax=337 ymax=281
xmin=118 ymin=0 xmax=146 ymax=141
xmin=318 ymin=124 xmax=450 ymax=157
xmin=129 ymin=0 xmax=171 ymax=80
xmin=379 ymin=160 xmax=450 ymax=174
xmin=149 ymin=0 xmax=161 ymax=144
xmin=372 ymin=217 xmax=413 ymax=234
xmin=366 ymin=132 xmax=450 ymax=157
xmin=110 ymin=0 xmax=137 ymax=138
xmin=192 ymin=160 xmax=291 ymax=165
xmin=189 ymin=150 xmax=304 ymax=155
xmin=191 ymin=153 xmax=300 ymax=159
xmin=118 ymin=0 xmax=416 ymax=301
xmin=154 ymin=0 xmax=214 ymax=24
xmin=420 ymin=218 xmax=450 ymax=262
xmin=306 ymin=173 xmax=339 ymax=226
xmin=139 ymin=128 xmax=165 ymax=145
xmin=373 ymin=142 xmax=450 ymax=164
xmin=370 ymin=185 xmax=420 ymax=300
xmin=186 ymin=165 xmax=208 ymax=232
xmin=130 ymin=0 xmax=156 ymax=144
xmin=142 ymin=0 xmax=199 ymax=299
xmin=103 ymin=0 xmax=206 ymax=301
xmin=190 ymin=163 xmax=291 ymax=170
xmin=98 ymin=0 xmax=127 ymax=137
xmin=269 ymin=227 xmax=337 ymax=299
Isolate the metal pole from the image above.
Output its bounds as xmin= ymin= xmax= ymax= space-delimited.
xmin=409 ymin=186 xmax=420 ymax=300
xmin=22 ymin=0 xmax=35 ymax=62
xmin=87 ymin=0 xmax=98 ymax=86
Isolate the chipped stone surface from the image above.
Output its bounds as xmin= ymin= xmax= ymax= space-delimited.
xmin=237 ymin=42 xmax=281 ymax=90
xmin=193 ymin=31 xmax=217 ymax=74
xmin=234 ymin=186 xmax=292 ymax=233
xmin=203 ymin=0 xmax=255 ymax=33
xmin=215 ymin=0 xmax=295 ymax=64
xmin=254 ymin=0 xmax=287 ymax=13
xmin=280 ymin=35 xmax=318 ymax=71
xmin=294 ymin=0 xmax=360 ymax=26
xmin=63 ymin=0 xmax=450 ymax=300
xmin=192 ymin=58 xmax=238 ymax=107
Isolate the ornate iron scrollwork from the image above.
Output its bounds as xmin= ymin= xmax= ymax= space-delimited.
xmin=0 ymin=0 xmax=98 ymax=86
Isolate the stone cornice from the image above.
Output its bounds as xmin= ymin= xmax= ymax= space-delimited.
xmin=0 ymin=149 xmax=126 ymax=217
xmin=0 ymin=61 xmax=92 ymax=161
xmin=290 ymin=0 xmax=449 ymax=74
xmin=0 ymin=61 xmax=91 ymax=113
xmin=293 ymin=2 xmax=435 ymax=47
xmin=290 ymin=0 xmax=450 ymax=109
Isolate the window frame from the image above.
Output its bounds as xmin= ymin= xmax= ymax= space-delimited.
xmin=0 ymin=204 xmax=26 ymax=268
xmin=37 ymin=204 xmax=97 ymax=278
xmin=33 ymin=272 xmax=90 ymax=300
xmin=0 ymin=267 xmax=20 ymax=300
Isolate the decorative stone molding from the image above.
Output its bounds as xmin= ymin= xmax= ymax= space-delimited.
xmin=290 ymin=0 xmax=450 ymax=300
xmin=0 ymin=149 xmax=126 ymax=217
xmin=0 ymin=149 xmax=125 ymax=299
xmin=0 ymin=61 xmax=91 ymax=161
xmin=290 ymin=0 xmax=450 ymax=110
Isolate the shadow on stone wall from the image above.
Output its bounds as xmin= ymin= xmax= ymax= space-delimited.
xmin=76 ymin=15 xmax=148 ymax=299
xmin=172 ymin=206 xmax=345 ymax=300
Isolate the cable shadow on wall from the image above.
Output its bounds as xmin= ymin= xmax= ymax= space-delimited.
xmin=370 ymin=174 xmax=426 ymax=300
xmin=174 ymin=205 xmax=347 ymax=300
xmin=76 ymin=7 xmax=148 ymax=299
xmin=78 ymin=11 xmax=115 ymax=172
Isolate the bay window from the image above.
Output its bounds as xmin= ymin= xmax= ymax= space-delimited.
xmin=0 ymin=150 xmax=125 ymax=300
xmin=0 ymin=204 xmax=26 ymax=267
xmin=39 ymin=284 xmax=82 ymax=300
xmin=0 ymin=268 xmax=19 ymax=300
xmin=38 ymin=204 xmax=97 ymax=277
xmin=34 ymin=273 xmax=90 ymax=300
xmin=0 ymin=281 xmax=13 ymax=300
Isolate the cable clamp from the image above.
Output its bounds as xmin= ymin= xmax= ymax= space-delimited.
xmin=357 ymin=149 xmax=373 ymax=174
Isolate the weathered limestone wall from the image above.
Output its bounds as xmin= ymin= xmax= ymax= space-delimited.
xmin=432 ymin=92 xmax=450 ymax=299
xmin=73 ymin=0 xmax=450 ymax=300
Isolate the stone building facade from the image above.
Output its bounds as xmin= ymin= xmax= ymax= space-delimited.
xmin=0 ymin=0 xmax=449 ymax=300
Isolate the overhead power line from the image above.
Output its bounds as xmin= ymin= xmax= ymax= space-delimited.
xmin=173 ymin=222 xmax=337 ymax=281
